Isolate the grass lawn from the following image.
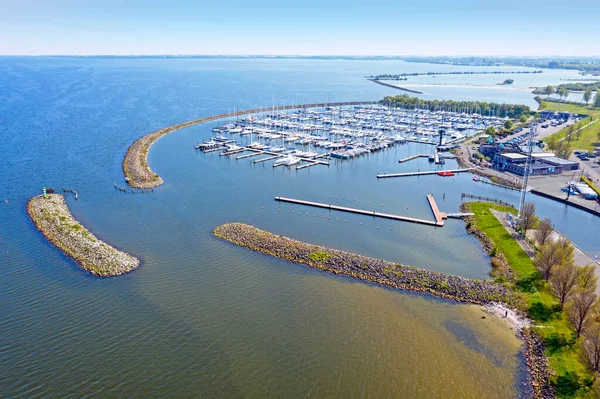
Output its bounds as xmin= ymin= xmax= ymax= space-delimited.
xmin=539 ymin=100 xmax=600 ymax=116
xmin=467 ymin=202 xmax=593 ymax=396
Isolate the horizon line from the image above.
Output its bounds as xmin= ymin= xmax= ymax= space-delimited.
xmin=1 ymin=54 xmax=600 ymax=59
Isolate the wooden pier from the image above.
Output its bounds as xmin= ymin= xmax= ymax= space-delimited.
xmin=398 ymin=154 xmax=427 ymax=163
xmin=296 ymin=162 xmax=319 ymax=170
xmin=255 ymin=155 xmax=283 ymax=163
xmin=376 ymin=168 xmax=473 ymax=178
xmin=405 ymin=139 xmax=437 ymax=145
xmin=220 ymin=148 xmax=246 ymax=156
xmin=426 ymin=194 xmax=445 ymax=224
xmin=236 ymin=151 xmax=264 ymax=159
xmin=274 ymin=196 xmax=444 ymax=227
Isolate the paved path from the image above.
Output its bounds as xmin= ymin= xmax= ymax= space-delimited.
xmin=491 ymin=209 xmax=600 ymax=295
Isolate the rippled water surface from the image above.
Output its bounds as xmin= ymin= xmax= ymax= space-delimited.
xmin=1 ymin=57 xmax=598 ymax=398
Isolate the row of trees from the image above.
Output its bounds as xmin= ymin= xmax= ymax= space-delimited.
xmin=371 ymin=70 xmax=542 ymax=80
xmin=526 ymin=209 xmax=600 ymax=382
xmin=542 ymin=85 xmax=600 ymax=107
xmin=381 ymin=95 xmax=531 ymax=118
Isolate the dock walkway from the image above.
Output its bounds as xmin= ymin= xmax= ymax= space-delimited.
xmin=377 ymin=168 xmax=473 ymax=179
xmin=274 ymin=196 xmax=444 ymax=227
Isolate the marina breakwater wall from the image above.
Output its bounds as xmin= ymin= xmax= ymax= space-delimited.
xmin=123 ymin=101 xmax=377 ymax=188
xmin=367 ymin=79 xmax=424 ymax=94
xmin=531 ymin=189 xmax=600 ymax=218
xmin=213 ymin=223 xmax=519 ymax=306
xmin=27 ymin=194 xmax=140 ymax=276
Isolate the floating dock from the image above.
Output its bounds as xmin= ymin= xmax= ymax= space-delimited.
xmin=274 ymin=196 xmax=444 ymax=227
xmin=398 ymin=154 xmax=428 ymax=163
xmin=426 ymin=194 xmax=445 ymax=224
xmin=376 ymin=168 xmax=473 ymax=179
xmin=236 ymin=151 xmax=264 ymax=159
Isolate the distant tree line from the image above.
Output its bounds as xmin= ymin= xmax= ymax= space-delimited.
xmin=381 ymin=95 xmax=531 ymax=118
xmin=368 ymin=70 xmax=542 ymax=80
xmin=401 ymin=56 xmax=600 ymax=73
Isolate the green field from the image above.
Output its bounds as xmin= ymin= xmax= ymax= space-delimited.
xmin=539 ymin=101 xmax=600 ymax=116
xmin=540 ymin=102 xmax=600 ymax=152
xmin=467 ymin=202 xmax=593 ymax=397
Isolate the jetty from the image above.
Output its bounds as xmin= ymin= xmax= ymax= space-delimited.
xmin=426 ymin=194 xmax=446 ymax=224
xmin=275 ymin=196 xmax=444 ymax=227
xmin=367 ymin=79 xmax=424 ymax=94
xmin=214 ymin=223 xmax=518 ymax=306
xmin=376 ymin=168 xmax=473 ymax=178
xmin=398 ymin=154 xmax=428 ymax=163
xmin=27 ymin=194 xmax=140 ymax=276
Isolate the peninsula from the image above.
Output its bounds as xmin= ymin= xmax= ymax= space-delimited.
xmin=27 ymin=194 xmax=140 ymax=276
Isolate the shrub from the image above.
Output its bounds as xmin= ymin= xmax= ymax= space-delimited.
xmin=528 ymin=301 xmax=561 ymax=321
xmin=309 ymin=251 xmax=332 ymax=262
xmin=553 ymin=372 xmax=588 ymax=397
xmin=543 ymin=332 xmax=576 ymax=354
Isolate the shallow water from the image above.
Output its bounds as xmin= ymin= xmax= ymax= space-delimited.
xmin=0 ymin=57 xmax=595 ymax=398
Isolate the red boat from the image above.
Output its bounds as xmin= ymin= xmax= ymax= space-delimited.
xmin=473 ymin=176 xmax=480 ymax=181
xmin=437 ymin=171 xmax=455 ymax=177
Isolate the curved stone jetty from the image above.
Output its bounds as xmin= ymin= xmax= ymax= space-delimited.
xmin=122 ymin=101 xmax=376 ymax=188
xmin=214 ymin=223 xmax=519 ymax=306
xmin=27 ymin=194 xmax=140 ymax=276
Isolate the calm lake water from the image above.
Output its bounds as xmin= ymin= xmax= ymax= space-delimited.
xmin=1 ymin=57 xmax=597 ymax=398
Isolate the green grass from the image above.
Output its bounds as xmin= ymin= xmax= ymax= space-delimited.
xmin=467 ymin=202 xmax=593 ymax=397
xmin=545 ymin=117 xmax=600 ymax=152
xmin=539 ymin=100 xmax=600 ymax=116
xmin=467 ymin=202 xmax=536 ymax=280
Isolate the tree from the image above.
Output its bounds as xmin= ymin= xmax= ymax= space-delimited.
xmin=595 ymin=91 xmax=600 ymax=108
xmin=557 ymin=237 xmax=575 ymax=266
xmin=551 ymin=262 xmax=580 ymax=310
xmin=557 ymin=87 xmax=569 ymax=101
xmin=568 ymin=291 xmax=597 ymax=337
xmin=583 ymin=323 xmax=600 ymax=371
xmin=578 ymin=265 xmax=598 ymax=294
xmin=548 ymin=138 xmax=573 ymax=160
xmin=565 ymin=125 xmax=575 ymax=143
xmin=535 ymin=241 xmax=562 ymax=281
xmin=544 ymin=85 xmax=555 ymax=98
xmin=504 ymin=120 xmax=513 ymax=130
xmin=485 ymin=125 xmax=496 ymax=135
xmin=518 ymin=202 xmax=537 ymax=236
xmin=534 ymin=218 xmax=553 ymax=246
xmin=520 ymin=114 xmax=528 ymax=124
xmin=584 ymin=89 xmax=592 ymax=104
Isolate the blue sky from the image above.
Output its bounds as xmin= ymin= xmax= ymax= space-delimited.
xmin=1 ymin=0 xmax=599 ymax=56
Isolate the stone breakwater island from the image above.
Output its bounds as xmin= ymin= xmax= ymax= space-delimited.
xmin=214 ymin=222 xmax=519 ymax=306
xmin=27 ymin=194 xmax=140 ymax=276
xmin=122 ymin=101 xmax=375 ymax=188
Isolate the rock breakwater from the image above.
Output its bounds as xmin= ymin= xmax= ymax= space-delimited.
xmin=214 ymin=223 xmax=519 ymax=306
xmin=27 ymin=194 xmax=140 ymax=276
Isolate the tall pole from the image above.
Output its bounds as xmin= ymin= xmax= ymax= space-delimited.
xmin=518 ymin=119 xmax=537 ymax=221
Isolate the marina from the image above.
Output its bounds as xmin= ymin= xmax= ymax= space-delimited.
xmin=4 ymin=57 xmax=598 ymax=399
xmin=195 ymin=104 xmax=508 ymax=171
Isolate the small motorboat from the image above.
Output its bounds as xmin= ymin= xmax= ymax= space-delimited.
xmin=473 ymin=176 xmax=480 ymax=182
xmin=437 ymin=171 xmax=455 ymax=177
